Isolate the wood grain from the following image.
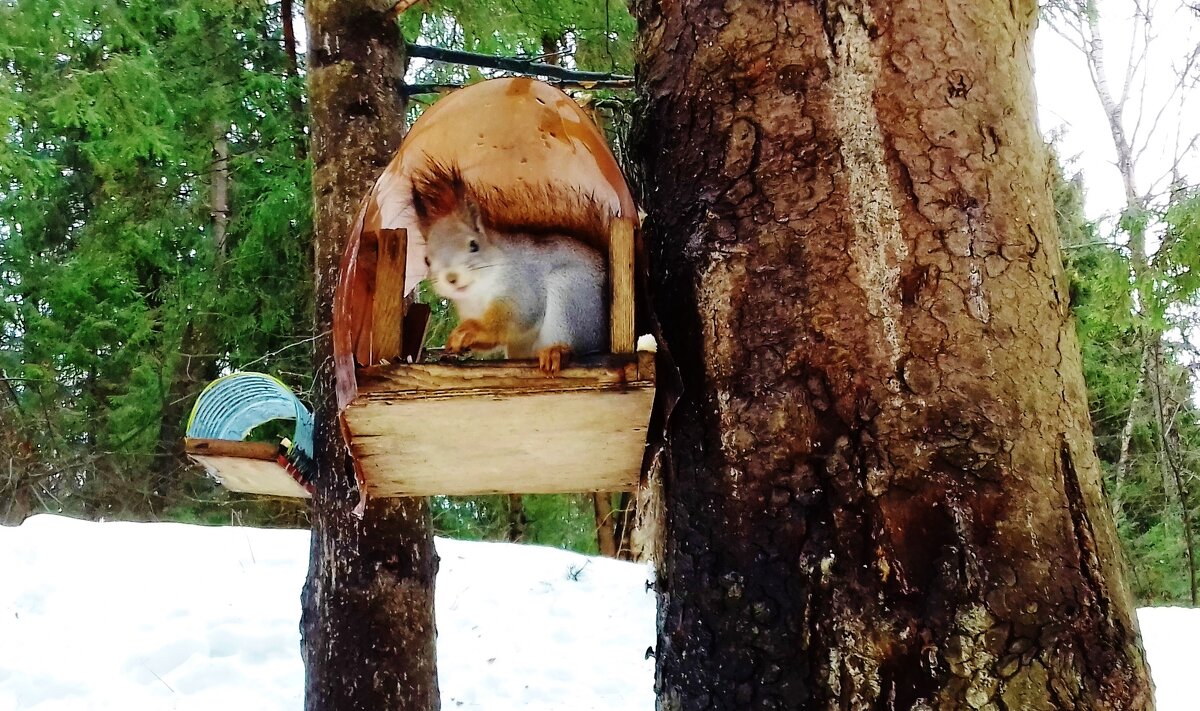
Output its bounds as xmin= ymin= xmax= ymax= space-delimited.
xmin=369 ymin=228 xmax=407 ymax=363
xmin=342 ymin=386 xmax=653 ymax=496
xmin=188 ymin=453 xmax=311 ymax=498
xmin=185 ymin=438 xmax=279 ymax=461
xmin=609 ymin=217 xmax=636 ymax=353
xmin=356 ymin=353 xmax=651 ymax=397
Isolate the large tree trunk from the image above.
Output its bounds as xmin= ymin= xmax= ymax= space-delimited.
xmin=301 ymin=3 xmax=439 ymax=710
xmin=633 ymin=1 xmax=1155 ymax=708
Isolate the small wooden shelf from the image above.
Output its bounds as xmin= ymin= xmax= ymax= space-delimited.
xmin=185 ymin=438 xmax=312 ymax=499
xmin=342 ymin=353 xmax=654 ymax=497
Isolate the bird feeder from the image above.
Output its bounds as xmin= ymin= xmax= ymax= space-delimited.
xmin=186 ymin=77 xmax=654 ymax=499
xmin=184 ymin=372 xmax=315 ymax=498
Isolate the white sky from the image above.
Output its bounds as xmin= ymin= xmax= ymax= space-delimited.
xmin=1033 ymin=0 xmax=1199 ymax=222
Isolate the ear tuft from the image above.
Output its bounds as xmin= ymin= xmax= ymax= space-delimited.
xmin=461 ymin=198 xmax=486 ymax=235
xmin=411 ymin=159 xmax=467 ymax=227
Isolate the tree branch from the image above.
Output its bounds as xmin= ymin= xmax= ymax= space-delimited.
xmin=405 ymin=43 xmax=633 ymax=84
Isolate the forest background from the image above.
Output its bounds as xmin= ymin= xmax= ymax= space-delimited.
xmin=1 ymin=0 xmax=1198 ymax=605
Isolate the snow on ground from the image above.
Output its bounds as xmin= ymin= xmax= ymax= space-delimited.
xmin=0 ymin=515 xmax=1195 ymax=710
xmin=0 ymin=515 xmax=654 ymax=711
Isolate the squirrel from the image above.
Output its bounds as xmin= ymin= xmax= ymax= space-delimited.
xmin=412 ymin=166 xmax=607 ymax=375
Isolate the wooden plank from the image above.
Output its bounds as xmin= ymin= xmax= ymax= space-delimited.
xmin=353 ymin=232 xmax=379 ymax=367
xmin=356 ymin=354 xmax=648 ymax=397
xmin=369 ymin=228 xmax=408 ymax=363
xmin=184 ymin=438 xmax=278 ymax=461
xmin=609 ymin=217 xmax=636 ymax=353
xmin=343 ymin=386 xmax=653 ymax=496
xmin=189 ymin=454 xmax=311 ymax=498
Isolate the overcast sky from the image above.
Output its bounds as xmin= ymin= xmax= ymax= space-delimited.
xmin=1033 ymin=0 xmax=1199 ymax=222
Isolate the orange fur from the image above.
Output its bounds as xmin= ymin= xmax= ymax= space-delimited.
xmin=445 ymin=300 xmax=512 ymax=354
xmin=537 ymin=344 xmax=572 ymax=375
xmin=410 ymin=160 xmax=613 ymax=253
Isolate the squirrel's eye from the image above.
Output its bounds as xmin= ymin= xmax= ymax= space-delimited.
xmin=468 ymin=239 xmax=479 ymax=253
xmin=424 ymin=256 xmax=430 ymax=267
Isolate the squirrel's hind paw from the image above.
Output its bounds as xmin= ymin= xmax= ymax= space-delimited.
xmin=537 ymin=344 xmax=572 ymax=376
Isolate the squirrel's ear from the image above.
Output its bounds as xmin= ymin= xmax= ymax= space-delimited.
xmin=462 ymin=198 xmax=486 ymax=235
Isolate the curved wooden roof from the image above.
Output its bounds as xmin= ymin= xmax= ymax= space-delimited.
xmin=334 ymin=77 xmax=639 ymax=409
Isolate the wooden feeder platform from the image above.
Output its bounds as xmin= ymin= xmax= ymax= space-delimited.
xmin=183 ymin=371 xmax=316 ymax=499
xmin=343 ymin=352 xmax=654 ymax=497
xmin=185 ymin=438 xmax=312 ymax=499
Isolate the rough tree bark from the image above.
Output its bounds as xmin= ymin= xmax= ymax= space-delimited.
xmin=634 ymin=0 xmax=1156 ymax=708
xmin=301 ymin=2 xmax=439 ymax=709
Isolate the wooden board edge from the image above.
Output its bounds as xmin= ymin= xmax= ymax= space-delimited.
xmin=184 ymin=438 xmax=279 ymax=461
xmin=355 ymin=357 xmax=652 ymax=398
xmin=363 ymin=480 xmax=639 ymax=497
xmin=188 ymin=454 xmax=312 ymax=499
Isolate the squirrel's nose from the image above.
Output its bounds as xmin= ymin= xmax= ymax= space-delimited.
xmin=446 ymin=272 xmax=459 ymax=286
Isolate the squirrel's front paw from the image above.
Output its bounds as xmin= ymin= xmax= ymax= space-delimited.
xmin=537 ymin=344 xmax=572 ymax=376
xmin=447 ymin=320 xmax=497 ymax=354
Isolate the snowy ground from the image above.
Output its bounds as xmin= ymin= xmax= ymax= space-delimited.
xmin=0 ymin=516 xmax=654 ymax=711
xmin=0 ymin=516 xmax=1194 ymax=710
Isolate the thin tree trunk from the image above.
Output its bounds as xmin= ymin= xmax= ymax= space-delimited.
xmin=0 ymin=381 xmax=33 ymax=526
xmin=1150 ymin=342 xmax=1198 ymax=605
xmin=613 ymin=491 xmax=636 ymax=560
xmin=634 ymin=1 xmax=1154 ymax=708
xmin=593 ymin=492 xmax=617 ymax=557
xmin=1112 ymin=363 xmax=1144 ymax=519
xmin=1170 ymin=467 xmax=1198 ymax=604
xmin=280 ymin=0 xmax=307 ymax=159
xmin=281 ymin=0 xmax=299 ymax=77
xmin=506 ymin=494 xmax=526 ymax=542
xmin=157 ymin=123 xmax=230 ymax=512
xmin=1073 ymin=2 xmax=1154 ymax=523
xmin=211 ymin=122 xmax=230 ymax=261
xmin=300 ymin=3 xmax=439 ymax=710
xmin=0 ymin=477 xmax=30 ymax=526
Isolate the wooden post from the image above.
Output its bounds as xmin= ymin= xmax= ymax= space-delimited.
xmin=609 ymin=218 xmax=636 ymax=353
xmin=352 ymin=235 xmax=378 ymax=368
xmin=369 ymin=228 xmax=408 ymax=363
